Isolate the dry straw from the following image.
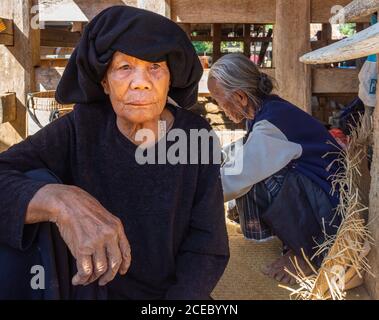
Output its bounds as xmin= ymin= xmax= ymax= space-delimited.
xmin=280 ymin=115 xmax=374 ymax=300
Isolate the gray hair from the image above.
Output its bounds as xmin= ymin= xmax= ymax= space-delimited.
xmin=208 ymin=53 xmax=273 ymax=108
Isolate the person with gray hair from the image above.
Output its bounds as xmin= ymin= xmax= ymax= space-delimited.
xmin=208 ymin=53 xmax=343 ymax=285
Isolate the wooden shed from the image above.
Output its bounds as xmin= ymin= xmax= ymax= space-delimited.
xmin=0 ymin=0 xmax=378 ymax=299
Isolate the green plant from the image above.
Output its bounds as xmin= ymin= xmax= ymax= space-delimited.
xmin=192 ymin=41 xmax=213 ymax=55
xmin=339 ymin=23 xmax=356 ymax=37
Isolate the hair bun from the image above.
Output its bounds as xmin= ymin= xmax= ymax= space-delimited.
xmin=258 ymin=73 xmax=273 ymax=96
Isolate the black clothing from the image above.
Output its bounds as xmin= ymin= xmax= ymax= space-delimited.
xmin=0 ymin=102 xmax=229 ymax=299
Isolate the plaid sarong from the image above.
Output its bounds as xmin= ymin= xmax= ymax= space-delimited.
xmin=235 ymin=167 xmax=288 ymax=242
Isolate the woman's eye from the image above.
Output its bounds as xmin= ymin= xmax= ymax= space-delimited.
xmin=120 ymin=64 xmax=131 ymax=70
xmin=151 ymin=63 xmax=161 ymax=70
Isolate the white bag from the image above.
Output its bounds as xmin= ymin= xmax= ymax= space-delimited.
xmin=358 ymin=59 xmax=377 ymax=107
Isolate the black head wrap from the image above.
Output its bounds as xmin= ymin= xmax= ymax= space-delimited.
xmin=55 ymin=5 xmax=203 ymax=109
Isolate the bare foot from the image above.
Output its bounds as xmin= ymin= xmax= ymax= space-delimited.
xmin=261 ymin=250 xmax=314 ymax=286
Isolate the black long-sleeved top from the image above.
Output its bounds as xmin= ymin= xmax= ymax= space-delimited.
xmin=0 ymin=100 xmax=229 ymax=300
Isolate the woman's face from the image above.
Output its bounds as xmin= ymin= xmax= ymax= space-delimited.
xmin=207 ymin=78 xmax=253 ymax=124
xmin=102 ymin=52 xmax=171 ymax=124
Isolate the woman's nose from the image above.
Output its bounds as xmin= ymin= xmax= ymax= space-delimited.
xmin=130 ymin=69 xmax=152 ymax=90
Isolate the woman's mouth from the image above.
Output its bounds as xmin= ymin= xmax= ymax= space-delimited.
xmin=127 ymin=102 xmax=154 ymax=106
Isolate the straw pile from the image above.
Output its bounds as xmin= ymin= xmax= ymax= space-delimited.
xmin=281 ymin=115 xmax=374 ymax=300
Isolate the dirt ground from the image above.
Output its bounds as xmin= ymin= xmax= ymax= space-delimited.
xmin=212 ymin=219 xmax=371 ymax=300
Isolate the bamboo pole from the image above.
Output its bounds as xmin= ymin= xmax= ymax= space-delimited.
xmin=300 ymin=23 xmax=379 ymax=65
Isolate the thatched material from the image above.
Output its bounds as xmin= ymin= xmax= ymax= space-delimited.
xmin=281 ymin=116 xmax=374 ymax=300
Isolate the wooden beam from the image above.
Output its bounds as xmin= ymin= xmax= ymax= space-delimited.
xmin=37 ymin=0 xmax=372 ymax=24
xmin=71 ymin=21 xmax=85 ymax=33
xmin=312 ymin=68 xmax=359 ymax=93
xmin=274 ymin=0 xmax=312 ymax=113
xmin=0 ymin=0 xmax=40 ymax=145
xmin=0 ymin=18 xmax=13 ymax=46
xmin=330 ymin=0 xmax=379 ymax=24
xmin=35 ymin=66 xmax=66 ymax=91
xmin=191 ymin=35 xmax=272 ymax=42
xmin=311 ymin=40 xmax=338 ymax=51
xmin=300 ymin=23 xmax=379 ymax=64
xmin=366 ymin=53 xmax=379 ymax=300
xmin=172 ymin=0 xmax=276 ymax=23
xmin=40 ymin=58 xmax=69 ymax=68
xmin=41 ymin=29 xmax=81 ymax=47
xmin=0 ymin=93 xmax=16 ymax=124
xmin=171 ymin=0 xmax=369 ymax=23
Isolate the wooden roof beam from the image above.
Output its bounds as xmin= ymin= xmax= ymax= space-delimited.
xmin=0 ymin=18 xmax=13 ymax=46
xmin=330 ymin=0 xmax=379 ymax=24
xmin=300 ymin=23 xmax=379 ymax=64
xmin=41 ymin=28 xmax=81 ymax=47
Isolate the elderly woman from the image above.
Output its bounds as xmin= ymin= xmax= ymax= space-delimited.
xmin=208 ymin=54 xmax=342 ymax=285
xmin=0 ymin=6 xmax=229 ymax=299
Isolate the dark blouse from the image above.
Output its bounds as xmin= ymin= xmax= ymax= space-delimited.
xmin=0 ymin=101 xmax=229 ymax=300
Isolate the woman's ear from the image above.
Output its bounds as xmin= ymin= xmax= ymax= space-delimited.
xmin=101 ymin=77 xmax=110 ymax=95
xmin=234 ymin=90 xmax=249 ymax=108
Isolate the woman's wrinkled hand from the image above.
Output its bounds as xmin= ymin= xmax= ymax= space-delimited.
xmin=27 ymin=184 xmax=131 ymax=287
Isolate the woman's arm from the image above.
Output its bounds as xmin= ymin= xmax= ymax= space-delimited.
xmin=25 ymin=183 xmax=131 ymax=286
xmin=0 ymin=113 xmax=131 ymax=286
xmin=0 ymin=115 xmax=72 ymax=250
xmin=221 ymin=119 xmax=303 ymax=202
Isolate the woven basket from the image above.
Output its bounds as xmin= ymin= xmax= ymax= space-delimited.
xmin=27 ymin=91 xmax=74 ymax=112
xmin=26 ymin=90 xmax=74 ymax=129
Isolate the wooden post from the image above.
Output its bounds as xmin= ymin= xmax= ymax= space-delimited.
xmin=212 ymin=24 xmax=222 ymax=63
xmin=243 ymin=24 xmax=251 ymax=58
xmin=0 ymin=0 xmax=40 ymax=145
xmin=274 ymin=0 xmax=312 ymax=113
xmin=366 ymin=52 xmax=379 ymax=300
